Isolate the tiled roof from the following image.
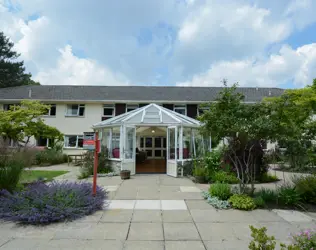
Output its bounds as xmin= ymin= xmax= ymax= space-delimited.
xmin=0 ymin=85 xmax=284 ymax=103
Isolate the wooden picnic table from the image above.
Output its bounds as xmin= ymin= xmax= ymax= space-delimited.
xmin=68 ymin=154 xmax=84 ymax=166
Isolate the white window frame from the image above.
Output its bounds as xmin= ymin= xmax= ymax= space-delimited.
xmin=36 ymin=138 xmax=54 ymax=148
xmin=198 ymin=106 xmax=209 ymax=116
xmin=3 ymin=104 xmax=17 ymax=111
xmin=43 ymin=104 xmax=56 ymax=117
xmin=103 ymin=104 xmax=115 ymax=118
xmin=64 ymin=135 xmax=84 ymax=148
xmin=65 ymin=104 xmax=85 ymax=117
xmin=174 ymin=104 xmax=187 ymax=115
xmin=126 ymin=104 xmax=139 ymax=113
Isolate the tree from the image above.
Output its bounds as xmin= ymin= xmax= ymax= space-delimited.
xmin=0 ymin=32 xmax=39 ymax=88
xmin=199 ymin=81 xmax=272 ymax=193
xmin=263 ymin=79 xmax=316 ymax=169
xmin=0 ymin=100 xmax=63 ymax=147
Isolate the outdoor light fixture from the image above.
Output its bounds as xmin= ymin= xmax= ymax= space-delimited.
xmin=151 ymin=129 xmax=155 ymax=133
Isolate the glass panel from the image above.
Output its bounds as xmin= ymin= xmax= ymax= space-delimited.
xmin=193 ymin=129 xmax=204 ymax=157
xmin=145 ymin=137 xmax=152 ymax=147
xmin=140 ymin=137 xmax=144 ymax=148
xmin=163 ymin=137 xmax=166 ymax=148
xmin=168 ymin=127 xmax=176 ymax=160
xmin=65 ymin=135 xmax=77 ymax=147
xmin=67 ymin=104 xmax=78 ymax=115
xmin=155 ymin=137 xmax=161 ymax=148
xmin=146 ymin=150 xmax=152 ymax=157
xmin=77 ymin=136 xmax=83 ymax=148
xmin=111 ymin=127 xmax=120 ymax=158
xmin=103 ymin=108 xmax=114 ymax=116
xmin=155 ymin=150 xmax=162 ymax=157
xmin=125 ymin=127 xmax=135 ymax=159
xmin=183 ymin=128 xmax=192 ymax=159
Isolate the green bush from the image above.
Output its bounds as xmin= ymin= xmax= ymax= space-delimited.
xmin=35 ymin=149 xmax=68 ymax=166
xmin=209 ymin=183 xmax=232 ymax=200
xmin=292 ymin=175 xmax=316 ymax=204
xmin=253 ymin=196 xmax=265 ymax=208
xmin=211 ymin=170 xmax=239 ymax=184
xmin=249 ymin=226 xmax=277 ymax=250
xmin=79 ymin=148 xmax=112 ymax=179
xmin=228 ymin=194 xmax=256 ymax=210
xmin=277 ymin=185 xmax=301 ymax=206
xmin=259 ymin=173 xmax=279 ymax=183
xmin=204 ymin=150 xmax=221 ymax=175
xmin=0 ymin=159 xmax=25 ymax=192
xmin=254 ymin=188 xmax=278 ymax=203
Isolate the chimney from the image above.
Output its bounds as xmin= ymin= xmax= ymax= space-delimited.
xmin=28 ymin=89 xmax=32 ymax=98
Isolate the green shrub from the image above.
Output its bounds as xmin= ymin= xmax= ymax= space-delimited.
xmin=253 ymin=196 xmax=265 ymax=208
xmin=249 ymin=225 xmax=277 ymax=250
xmin=254 ymin=188 xmax=278 ymax=203
xmin=228 ymin=194 xmax=256 ymax=210
xmin=35 ymin=149 xmax=68 ymax=166
xmin=193 ymin=166 xmax=207 ymax=177
xmin=79 ymin=148 xmax=112 ymax=179
xmin=209 ymin=183 xmax=232 ymax=200
xmin=0 ymin=159 xmax=25 ymax=192
xmin=204 ymin=150 xmax=221 ymax=175
xmin=290 ymin=229 xmax=316 ymax=249
xmin=259 ymin=173 xmax=279 ymax=183
xmin=202 ymin=191 xmax=231 ymax=209
xmin=211 ymin=170 xmax=239 ymax=184
xmin=277 ymin=185 xmax=301 ymax=206
xmin=292 ymin=175 xmax=316 ymax=204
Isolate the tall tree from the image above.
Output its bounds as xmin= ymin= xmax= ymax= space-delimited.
xmin=0 ymin=32 xmax=39 ymax=88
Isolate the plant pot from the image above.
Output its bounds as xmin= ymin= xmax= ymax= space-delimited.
xmin=120 ymin=170 xmax=131 ymax=180
xmin=194 ymin=176 xmax=205 ymax=184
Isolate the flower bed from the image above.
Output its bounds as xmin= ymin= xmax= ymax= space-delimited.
xmin=0 ymin=181 xmax=107 ymax=224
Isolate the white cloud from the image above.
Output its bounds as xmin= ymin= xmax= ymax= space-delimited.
xmin=177 ymin=43 xmax=316 ymax=87
xmin=34 ymin=45 xmax=129 ymax=86
xmin=0 ymin=0 xmax=316 ymax=87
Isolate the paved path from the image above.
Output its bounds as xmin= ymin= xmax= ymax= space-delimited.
xmin=1 ymin=168 xmax=316 ymax=249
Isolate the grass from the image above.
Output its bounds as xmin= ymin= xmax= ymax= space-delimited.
xmin=20 ymin=170 xmax=69 ymax=183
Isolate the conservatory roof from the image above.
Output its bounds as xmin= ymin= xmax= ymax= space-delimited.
xmin=92 ymin=103 xmax=201 ymax=128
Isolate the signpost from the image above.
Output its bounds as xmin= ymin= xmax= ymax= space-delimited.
xmin=90 ymin=131 xmax=99 ymax=196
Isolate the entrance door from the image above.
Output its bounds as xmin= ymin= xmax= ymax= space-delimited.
xmin=167 ymin=126 xmax=177 ymax=177
xmin=122 ymin=126 xmax=136 ymax=175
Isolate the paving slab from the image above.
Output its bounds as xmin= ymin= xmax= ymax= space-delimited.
xmin=203 ymin=241 xmax=224 ymax=250
xmin=134 ymin=200 xmax=161 ymax=210
xmin=82 ymin=240 xmax=124 ymax=250
xmin=103 ymin=186 xmax=119 ymax=192
xmin=161 ymin=200 xmax=187 ymax=210
xmin=186 ymin=200 xmax=216 ymax=210
xmin=127 ymin=223 xmax=163 ymax=240
xmin=0 ymin=239 xmax=49 ymax=250
xmin=165 ymin=241 xmax=205 ymax=250
xmin=123 ymin=241 xmax=164 ymax=250
xmin=33 ymin=239 xmax=87 ymax=250
xmin=180 ymin=186 xmax=201 ymax=192
xmin=162 ymin=210 xmax=193 ymax=222
xmin=75 ymin=211 xmax=104 ymax=223
xmin=196 ymin=223 xmax=237 ymax=241
xmin=204 ymin=240 xmax=249 ymax=250
xmin=53 ymin=222 xmax=129 ymax=240
xmin=216 ymin=210 xmax=257 ymax=223
xmin=114 ymin=191 xmax=138 ymax=200
xmin=190 ymin=209 xmax=222 ymax=222
xmin=231 ymin=222 xmax=260 ymax=241
xmin=273 ymin=209 xmax=314 ymax=223
xmin=101 ymin=210 xmax=133 ymax=222
xmin=107 ymin=200 xmax=136 ymax=209
xmin=136 ymin=190 xmax=160 ymax=199
xmin=291 ymin=222 xmax=316 ymax=230
xmin=163 ymin=223 xmax=200 ymax=240
xmin=249 ymin=209 xmax=287 ymax=222
xmin=258 ymin=222 xmax=298 ymax=241
xmin=132 ymin=210 xmax=162 ymax=222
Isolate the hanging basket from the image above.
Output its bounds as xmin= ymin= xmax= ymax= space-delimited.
xmin=120 ymin=170 xmax=131 ymax=180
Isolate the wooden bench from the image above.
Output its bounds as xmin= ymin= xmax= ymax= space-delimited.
xmin=68 ymin=154 xmax=84 ymax=166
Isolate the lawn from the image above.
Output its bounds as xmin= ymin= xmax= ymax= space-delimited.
xmin=20 ymin=170 xmax=69 ymax=183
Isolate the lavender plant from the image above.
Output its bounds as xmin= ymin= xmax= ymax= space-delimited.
xmin=0 ymin=181 xmax=107 ymax=224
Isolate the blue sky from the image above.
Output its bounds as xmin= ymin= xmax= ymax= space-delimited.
xmin=1 ymin=0 xmax=316 ymax=88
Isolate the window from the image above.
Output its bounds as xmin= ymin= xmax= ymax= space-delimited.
xmin=37 ymin=137 xmax=53 ymax=147
xmin=44 ymin=104 xmax=56 ymax=116
xmin=198 ymin=106 xmax=209 ymax=116
xmin=66 ymin=104 xmax=85 ymax=117
xmin=126 ymin=104 xmax=139 ymax=112
xmin=103 ymin=104 xmax=115 ymax=119
xmin=64 ymin=135 xmax=84 ymax=148
xmin=174 ymin=104 xmax=186 ymax=115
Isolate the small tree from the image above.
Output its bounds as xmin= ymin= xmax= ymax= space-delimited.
xmin=199 ymin=81 xmax=272 ymax=193
xmin=0 ymin=100 xmax=63 ymax=147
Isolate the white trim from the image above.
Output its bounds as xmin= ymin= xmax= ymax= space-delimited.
xmin=65 ymin=104 xmax=85 ymax=117
xmin=174 ymin=104 xmax=187 ymax=116
xmin=102 ymin=104 xmax=115 ymax=118
xmin=126 ymin=104 xmax=139 ymax=113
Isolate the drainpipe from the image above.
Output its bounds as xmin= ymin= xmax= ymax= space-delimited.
xmin=93 ymin=131 xmax=99 ymax=196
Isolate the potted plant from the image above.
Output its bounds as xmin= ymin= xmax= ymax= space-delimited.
xmin=120 ymin=170 xmax=131 ymax=180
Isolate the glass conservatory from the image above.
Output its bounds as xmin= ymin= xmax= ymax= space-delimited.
xmin=92 ymin=104 xmax=211 ymax=177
